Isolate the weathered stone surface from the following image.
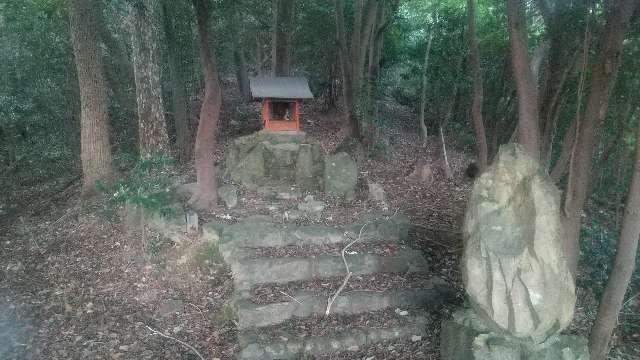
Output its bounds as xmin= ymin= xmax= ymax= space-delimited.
xmin=257 ymin=185 xmax=302 ymax=201
xmin=236 ymin=283 xmax=451 ymax=329
xmin=228 ymin=142 xmax=266 ymax=189
xmin=218 ymin=184 xmax=239 ymax=208
xmin=264 ymin=143 xmax=299 ymax=180
xmin=367 ymin=181 xmax=388 ymax=209
xmin=298 ymin=195 xmax=325 ymax=220
xmin=295 ymin=143 xmax=324 ymax=190
xmin=231 ymin=250 xmax=428 ymax=290
xmin=239 ymin=317 xmax=428 ymax=359
xmin=346 ymin=214 xmax=411 ymax=242
xmin=441 ymin=310 xmax=589 ymax=360
xmin=463 ymin=144 xmax=576 ymax=341
xmin=324 ymin=152 xmax=358 ymax=198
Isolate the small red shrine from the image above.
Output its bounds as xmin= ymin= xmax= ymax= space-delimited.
xmin=249 ymin=76 xmax=314 ymax=132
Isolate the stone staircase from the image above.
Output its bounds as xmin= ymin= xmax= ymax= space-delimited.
xmin=213 ymin=215 xmax=452 ymax=359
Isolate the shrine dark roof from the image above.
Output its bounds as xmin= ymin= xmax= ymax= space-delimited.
xmin=249 ymin=76 xmax=314 ymax=99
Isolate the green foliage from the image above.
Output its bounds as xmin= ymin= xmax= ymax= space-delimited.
xmin=102 ymin=153 xmax=180 ymax=217
xmin=579 ymin=208 xmax=640 ymax=301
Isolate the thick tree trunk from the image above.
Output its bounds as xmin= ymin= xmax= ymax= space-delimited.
xmin=562 ymin=0 xmax=638 ymax=274
xmin=506 ymin=0 xmax=540 ymax=160
xmin=589 ymin=120 xmax=640 ymax=360
xmin=336 ymin=0 xmax=380 ymax=140
xmin=190 ymin=0 xmax=222 ymax=210
xmin=419 ymin=33 xmax=433 ymax=143
xmin=162 ymin=0 xmax=192 ymax=163
xmin=467 ymin=0 xmax=488 ymax=171
xmin=272 ymin=0 xmax=295 ymax=76
xmin=130 ymin=0 xmax=170 ymax=156
xmin=69 ymin=0 xmax=114 ymax=195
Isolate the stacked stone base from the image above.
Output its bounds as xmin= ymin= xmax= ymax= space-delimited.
xmin=441 ymin=310 xmax=589 ymax=360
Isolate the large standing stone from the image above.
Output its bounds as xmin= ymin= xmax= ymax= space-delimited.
xmin=462 ymin=144 xmax=576 ymax=342
xmin=324 ymin=152 xmax=357 ymax=199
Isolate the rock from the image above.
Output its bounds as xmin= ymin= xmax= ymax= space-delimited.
xmin=295 ymin=143 xmax=324 ymax=190
xmin=186 ymin=210 xmax=198 ymax=235
xmin=463 ymin=144 xmax=576 ymax=341
xmin=408 ymin=159 xmax=434 ymax=185
xmin=228 ymin=143 xmax=266 ymax=189
xmin=264 ymin=143 xmax=300 ymax=180
xmin=367 ymin=180 xmax=387 ymax=207
xmin=324 ymin=152 xmax=357 ymax=199
xmin=298 ymin=195 xmax=325 ymax=220
xmin=218 ymin=185 xmax=239 ymax=208
xmin=257 ymin=185 xmax=301 ymax=201
xmin=441 ymin=309 xmax=589 ymax=360
xmin=157 ymin=299 xmax=184 ymax=317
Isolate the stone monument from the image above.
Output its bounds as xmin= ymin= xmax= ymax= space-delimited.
xmin=441 ymin=144 xmax=589 ymax=360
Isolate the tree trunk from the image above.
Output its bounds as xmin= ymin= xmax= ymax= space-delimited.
xmin=334 ymin=0 xmax=357 ymax=137
xmin=419 ymin=33 xmax=433 ymax=143
xmin=334 ymin=0 xmax=383 ymax=141
xmin=130 ymin=0 xmax=170 ymax=157
xmin=162 ymin=0 xmax=192 ymax=163
xmin=589 ymin=118 xmax=640 ymax=360
xmin=506 ymin=0 xmax=540 ymax=160
xmin=190 ymin=0 xmax=222 ymax=210
xmin=69 ymin=0 xmax=114 ymax=195
xmin=467 ymin=0 xmax=488 ymax=171
xmin=562 ymin=0 xmax=638 ymax=274
xmin=234 ymin=47 xmax=251 ymax=101
xmin=272 ymin=0 xmax=295 ymax=76
xmin=232 ymin=3 xmax=251 ymax=100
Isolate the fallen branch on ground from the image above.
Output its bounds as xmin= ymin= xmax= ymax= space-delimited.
xmin=325 ymin=223 xmax=367 ymax=316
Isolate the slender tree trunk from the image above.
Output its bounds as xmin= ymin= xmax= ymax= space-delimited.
xmin=550 ymin=117 xmax=576 ymax=182
xmin=335 ymin=0 xmax=357 ymax=137
xmin=562 ymin=0 xmax=638 ymax=274
xmin=130 ymin=0 xmax=170 ymax=156
xmin=506 ymin=0 xmax=540 ymax=160
xmin=234 ymin=46 xmax=251 ymax=101
xmin=419 ymin=33 xmax=433 ymax=143
xmin=162 ymin=0 xmax=192 ymax=163
xmin=467 ymin=0 xmax=488 ymax=171
xmin=69 ymin=0 xmax=114 ymax=195
xmin=190 ymin=0 xmax=222 ymax=210
xmin=256 ymin=35 xmax=265 ymax=75
xmin=589 ymin=119 xmax=640 ymax=360
xmin=232 ymin=2 xmax=250 ymax=100
xmin=272 ymin=0 xmax=295 ymax=76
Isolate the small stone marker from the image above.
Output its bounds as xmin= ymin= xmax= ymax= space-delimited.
xmin=186 ymin=210 xmax=199 ymax=236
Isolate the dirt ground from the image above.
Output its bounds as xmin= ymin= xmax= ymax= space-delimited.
xmin=1 ymin=99 xmax=637 ymax=359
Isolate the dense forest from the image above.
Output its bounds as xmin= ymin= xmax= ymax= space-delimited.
xmin=1 ymin=0 xmax=639 ymax=359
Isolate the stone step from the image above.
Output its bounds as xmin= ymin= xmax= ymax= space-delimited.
xmin=237 ymin=316 xmax=428 ymax=359
xmin=220 ymin=215 xmax=409 ymax=251
xmin=230 ymin=250 xmax=428 ymax=291
xmin=236 ymin=284 xmax=448 ymax=330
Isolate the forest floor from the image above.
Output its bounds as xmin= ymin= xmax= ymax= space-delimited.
xmin=1 ymin=99 xmax=639 ymax=359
